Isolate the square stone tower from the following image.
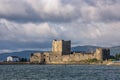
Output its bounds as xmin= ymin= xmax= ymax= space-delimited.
xmin=52 ymin=40 xmax=71 ymax=55
xmin=95 ymin=48 xmax=110 ymax=61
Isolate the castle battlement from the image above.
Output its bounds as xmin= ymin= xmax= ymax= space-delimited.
xmin=30 ymin=40 xmax=110 ymax=64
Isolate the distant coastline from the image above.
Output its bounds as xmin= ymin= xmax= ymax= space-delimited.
xmin=1 ymin=40 xmax=120 ymax=66
xmin=0 ymin=62 xmax=30 ymax=65
xmin=0 ymin=61 xmax=119 ymax=66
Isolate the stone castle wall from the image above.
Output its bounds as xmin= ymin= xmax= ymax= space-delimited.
xmin=30 ymin=49 xmax=110 ymax=64
xmin=30 ymin=53 xmax=44 ymax=63
xmin=30 ymin=40 xmax=110 ymax=64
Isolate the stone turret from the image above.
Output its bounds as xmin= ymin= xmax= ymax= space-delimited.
xmin=52 ymin=40 xmax=71 ymax=55
xmin=30 ymin=53 xmax=44 ymax=63
xmin=95 ymin=48 xmax=110 ymax=61
xmin=95 ymin=48 xmax=103 ymax=61
xmin=30 ymin=40 xmax=111 ymax=64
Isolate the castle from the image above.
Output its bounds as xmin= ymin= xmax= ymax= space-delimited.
xmin=30 ymin=40 xmax=110 ymax=64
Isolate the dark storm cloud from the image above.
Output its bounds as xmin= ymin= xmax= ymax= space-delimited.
xmin=0 ymin=0 xmax=120 ymax=53
xmin=0 ymin=0 xmax=77 ymax=23
xmin=0 ymin=0 xmax=120 ymax=23
xmin=0 ymin=40 xmax=51 ymax=50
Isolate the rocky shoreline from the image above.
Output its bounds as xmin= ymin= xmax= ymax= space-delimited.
xmin=0 ymin=62 xmax=30 ymax=65
xmin=0 ymin=60 xmax=120 ymax=66
xmin=0 ymin=61 xmax=118 ymax=65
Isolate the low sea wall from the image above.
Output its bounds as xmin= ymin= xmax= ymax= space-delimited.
xmin=1 ymin=61 xmax=120 ymax=65
xmin=106 ymin=61 xmax=120 ymax=66
xmin=0 ymin=62 xmax=30 ymax=65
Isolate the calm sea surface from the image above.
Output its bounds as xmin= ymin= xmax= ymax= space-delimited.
xmin=0 ymin=65 xmax=120 ymax=80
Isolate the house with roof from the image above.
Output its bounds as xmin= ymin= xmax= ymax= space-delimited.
xmin=7 ymin=56 xmax=20 ymax=62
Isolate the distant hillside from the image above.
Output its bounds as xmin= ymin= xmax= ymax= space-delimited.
xmin=71 ymin=45 xmax=102 ymax=53
xmin=0 ymin=46 xmax=120 ymax=61
xmin=0 ymin=50 xmax=45 ymax=61
xmin=110 ymin=46 xmax=120 ymax=55
xmin=72 ymin=46 xmax=120 ymax=55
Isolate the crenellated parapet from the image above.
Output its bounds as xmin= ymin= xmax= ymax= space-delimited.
xmin=30 ymin=40 xmax=110 ymax=64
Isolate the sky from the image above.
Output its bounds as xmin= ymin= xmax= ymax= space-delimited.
xmin=0 ymin=0 xmax=120 ymax=53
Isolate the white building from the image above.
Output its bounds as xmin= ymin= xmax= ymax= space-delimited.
xmin=7 ymin=56 xmax=20 ymax=62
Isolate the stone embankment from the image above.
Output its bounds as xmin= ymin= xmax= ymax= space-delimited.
xmin=0 ymin=62 xmax=30 ymax=65
xmin=1 ymin=61 xmax=120 ymax=65
xmin=106 ymin=61 xmax=120 ymax=66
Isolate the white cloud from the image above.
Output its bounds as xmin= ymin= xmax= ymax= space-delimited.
xmin=80 ymin=6 xmax=99 ymax=21
xmin=0 ymin=0 xmax=29 ymax=17
xmin=0 ymin=0 xmax=75 ymax=22
xmin=0 ymin=19 xmax=58 ymax=42
xmin=0 ymin=0 xmax=120 ymax=51
xmin=0 ymin=18 xmax=120 ymax=49
xmin=29 ymin=0 xmax=74 ymax=16
xmin=0 ymin=0 xmax=119 ymax=22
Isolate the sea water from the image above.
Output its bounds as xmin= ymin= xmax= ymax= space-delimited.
xmin=0 ymin=65 xmax=120 ymax=80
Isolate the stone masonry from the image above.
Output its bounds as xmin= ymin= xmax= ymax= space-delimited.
xmin=30 ymin=40 xmax=110 ymax=64
xmin=52 ymin=40 xmax=71 ymax=55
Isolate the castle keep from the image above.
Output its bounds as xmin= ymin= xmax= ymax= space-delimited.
xmin=52 ymin=40 xmax=71 ymax=55
xmin=30 ymin=40 xmax=110 ymax=64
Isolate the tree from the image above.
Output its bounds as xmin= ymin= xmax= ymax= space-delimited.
xmin=115 ymin=53 xmax=120 ymax=60
xmin=20 ymin=57 xmax=28 ymax=62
